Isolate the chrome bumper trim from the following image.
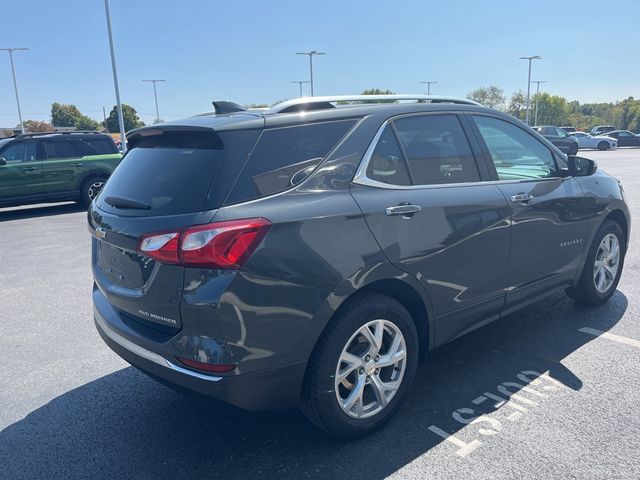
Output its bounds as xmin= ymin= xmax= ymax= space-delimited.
xmin=95 ymin=313 xmax=223 ymax=382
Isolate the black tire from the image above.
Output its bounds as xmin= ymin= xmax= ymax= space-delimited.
xmin=597 ymin=141 xmax=610 ymax=151
xmin=80 ymin=175 xmax=107 ymax=205
xmin=569 ymin=144 xmax=579 ymax=156
xmin=567 ymin=220 xmax=625 ymax=305
xmin=301 ymin=292 xmax=419 ymax=439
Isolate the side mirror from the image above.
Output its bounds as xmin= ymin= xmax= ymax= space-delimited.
xmin=568 ymin=155 xmax=597 ymax=177
xmin=0 ymin=157 xmax=7 ymax=166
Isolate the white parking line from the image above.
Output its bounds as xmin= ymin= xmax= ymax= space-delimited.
xmin=579 ymin=327 xmax=640 ymax=349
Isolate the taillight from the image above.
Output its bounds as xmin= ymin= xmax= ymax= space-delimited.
xmin=175 ymin=356 xmax=237 ymax=374
xmin=136 ymin=218 xmax=271 ymax=269
xmin=138 ymin=231 xmax=179 ymax=264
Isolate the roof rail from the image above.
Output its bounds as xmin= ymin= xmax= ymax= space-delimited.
xmin=15 ymin=130 xmax=104 ymax=139
xmin=266 ymin=94 xmax=481 ymax=114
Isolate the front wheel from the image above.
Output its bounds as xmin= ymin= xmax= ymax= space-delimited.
xmin=301 ymin=293 xmax=419 ymax=438
xmin=569 ymin=144 xmax=579 ymax=156
xmin=597 ymin=141 xmax=610 ymax=151
xmin=567 ymin=220 xmax=625 ymax=305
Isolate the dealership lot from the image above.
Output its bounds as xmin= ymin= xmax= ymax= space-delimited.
xmin=1 ymin=149 xmax=639 ymax=479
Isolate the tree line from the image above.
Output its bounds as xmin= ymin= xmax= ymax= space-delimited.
xmin=467 ymin=86 xmax=640 ymax=132
xmin=359 ymin=87 xmax=640 ymax=132
xmin=14 ymin=103 xmax=146 ymax=135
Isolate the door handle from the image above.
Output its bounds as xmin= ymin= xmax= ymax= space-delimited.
xmin=70 ymin=163 xmax=84 ymax=168
xmin=24 ymin=167 xmax=39 ymax=172
xmin=385 ymin=204 xmax=422 ymax=217
xmin=510 ymin=193 xmax=533 ymax=203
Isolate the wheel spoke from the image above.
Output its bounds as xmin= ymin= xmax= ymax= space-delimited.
xmin=336 ymin=352 xmax=362 ymax=383
xmin=342 ymin=376 xmax=365 ymax=414
xmin=370 ymin=375 xmax=389 ymax=408
xmin=376 ymin=334 xmax=406 ymax=368
xmin=360 ymin=320 xmax=384 ymax=355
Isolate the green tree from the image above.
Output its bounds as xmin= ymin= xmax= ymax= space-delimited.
xmin=23 ymin=120 xmax=54 ymax=133
xmin=532 ymin=93 xmax=568 ymax=125
xmin=467 ymin=85 xmax=506 ymax=110
xmin=50 ymin=103 xmax=101 ymax=131
xmin=360 ymin=88 xmax=395 ymax=103
xmin=105 ymin=104 xmax=145 ymax=133
xmin=51 ymin=102 xmax=83 ymax=127
xmin=362 ymin=88 xmax=394 ymax=95
xmin=507 ymin=90 xmax=527 ymax=120
xmin=75 ymin=115 xmax=101 ymax=131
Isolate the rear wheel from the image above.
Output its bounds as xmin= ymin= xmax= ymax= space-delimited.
xmin=301 ymin=293 xmax=419 ymax=438
xmin=597 ymin=141 xmax=610 ymax=151
xmin=80 ymin=176 xmax=107 ymax=205
xmin=567 ymin=220 xmax=625 ymax=305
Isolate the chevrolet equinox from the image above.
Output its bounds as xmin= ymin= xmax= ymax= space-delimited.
xmin=90 ymin=95 xmax=629 ymax=438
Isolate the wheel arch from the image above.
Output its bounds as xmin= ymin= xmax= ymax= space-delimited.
xmin=605 ymin=209 xmax=629 ymax=248
xmin=75 ymin=168 xmax=111 ymax=192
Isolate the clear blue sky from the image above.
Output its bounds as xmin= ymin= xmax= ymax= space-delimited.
xmin=1 ymin=0 xmax=638 ymax=126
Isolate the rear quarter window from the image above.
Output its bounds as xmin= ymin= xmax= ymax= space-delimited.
xmin=224 ymin=119 xmax=357 ymax=205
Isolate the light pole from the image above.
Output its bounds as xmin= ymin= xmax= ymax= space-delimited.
xmin=420 ymin=81 xmax=437 ymax=95
xmin=0 ymin=47 xmax=29 ymax=134
xmin=143 ymin=79 xmax=166 ymax=123
xmin=531 ymin=80 xmax=547 ymax=126
xmin=104 ymin=0 xmax=127 ymax=150
xmin=296 ymin=51 xmax=325 ymax=96
xmin=290 ymin=80 xmax=310 ymax=97
xmin=519 ymin=55 xmax=542 ymax=125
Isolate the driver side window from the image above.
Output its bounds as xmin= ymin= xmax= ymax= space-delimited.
xmin=472 ymin=115 xmax=558 ymax=180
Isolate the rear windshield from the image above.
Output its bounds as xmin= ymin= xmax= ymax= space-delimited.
xmin=224 ymin=119 xmax=357 ymax=205
xmin=96 ymin=129 xmax=260 ymax=216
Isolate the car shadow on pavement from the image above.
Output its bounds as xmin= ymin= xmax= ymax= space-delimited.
xmin=0 ymin=290 xmax=627 ymax=480
xmin=0 ymin=202 xmax=85 ymax=221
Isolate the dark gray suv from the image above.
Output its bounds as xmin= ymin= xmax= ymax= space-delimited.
xmin=90 ymin=95 xmax=629 ymax=438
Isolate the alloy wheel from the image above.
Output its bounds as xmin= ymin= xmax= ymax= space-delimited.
xmin=593 ymin=233 xmax=620 ymax=293
xmin=88 ymin=181 xmax=105 ymax=200
xmin=334 ymin=319 xmax=407 ymax=419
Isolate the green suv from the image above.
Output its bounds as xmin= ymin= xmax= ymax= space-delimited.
xmin=0 ymin=131 xmax=122 ymax=208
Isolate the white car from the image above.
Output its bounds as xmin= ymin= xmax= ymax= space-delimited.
xmin=570 ymin=131 xmax=617 ymax=151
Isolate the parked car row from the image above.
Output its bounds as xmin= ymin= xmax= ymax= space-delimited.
xmin=535 ymin=124 xmax=640 ymax=152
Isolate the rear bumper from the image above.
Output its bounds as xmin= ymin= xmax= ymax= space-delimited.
xmin=94 ymin=293 xmax=307 ymax=411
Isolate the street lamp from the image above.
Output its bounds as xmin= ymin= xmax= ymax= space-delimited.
xmin=296 ymin=51 xmax=325 ymax=96
xmin=290 ymin=80 xmax=310 ymax=97
xmin=519 ymin=55 xmax=542 ymax=125
xmin=531 ymin=80 xmax=547 ymax=126
xmin=420 ymin=81 xmax=437 ymax=95
xmin=143 ymin=79 xmax=166 ymax=123
xmin=104 ymin=0 xmax=127 ymax=150
xmin=0 ymin=47 xmax=29 ymax=134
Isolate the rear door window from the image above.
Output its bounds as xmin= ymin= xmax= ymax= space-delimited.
xmin=224 ymin=119 xmax=357 ymax=205
xmin=44 ymin=140 xmax=79 ymax=160
xmin=392 ymin=114 xmax=480 ymax=185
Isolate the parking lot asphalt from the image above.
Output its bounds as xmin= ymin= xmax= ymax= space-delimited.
xmin=1 ymin=148 xmax=639 ymax=480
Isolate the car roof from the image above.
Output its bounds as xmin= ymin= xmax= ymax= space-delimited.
xmin=130 ymin=101 xmax=507 ymax=137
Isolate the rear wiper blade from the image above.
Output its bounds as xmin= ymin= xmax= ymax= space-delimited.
xmin=104 ymin=195 xmax=151 ymax=210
